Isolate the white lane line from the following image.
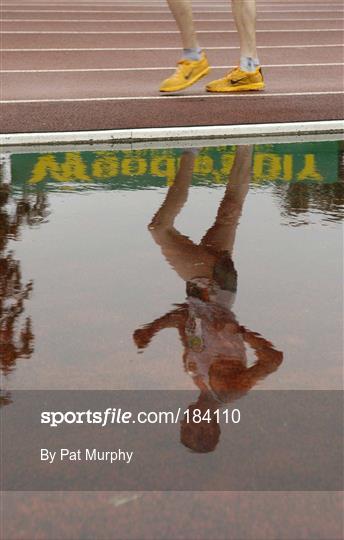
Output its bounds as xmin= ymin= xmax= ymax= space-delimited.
xmin=1 ymin=121 xmax=343 ymax=148
xmin=2 ymin=9 xmax=343 ymax=13
xmin=1 ymin=1 xmax=341 ymax=4
xmin=12 ymin=1 xmax=339 ymax=2
xmin=1 ymin=91 xmax=343 ymax=105
xmin=4 ymin=0 xmax=341 ymax=2
xmin=2 ymin=5 xmax=343 ymax=8
xmin=3 ymin=1 xmax=342 ymax=3
xmin=3 ymin=44 xmax=343 ymax=51
xmin=0 ymin=0 xmax=319 ymax=1
xmin=2 ymin=0 xmax=343 ymax=3
xmin=3 ymin=5 xmax=340 ymax=8
xmin=2 ymin=18 xmax=343 ymax=22
xmin=2 ymin=2 xmax=343 ymax=5
xmin=2 ymin=2 xmax=343 ymax=6
xmin=2 ymin=28 xmax=342 ymax=33
xmin=2 ymin=63 xmax=343 ymax=73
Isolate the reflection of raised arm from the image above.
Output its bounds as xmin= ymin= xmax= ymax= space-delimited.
xmin=240 ymin=327 xmax=283 ymax=386
xmin=133 ymin=305 xmax=188 ymax=351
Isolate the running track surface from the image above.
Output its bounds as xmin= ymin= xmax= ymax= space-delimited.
xmin=0 ymin=0 xmax=343 ymax=134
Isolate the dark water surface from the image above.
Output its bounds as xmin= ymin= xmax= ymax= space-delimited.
xmin=1 ymin=140 xmax=343 ymax=539
xmin=1 ymin=140 xmax=342 ymax=392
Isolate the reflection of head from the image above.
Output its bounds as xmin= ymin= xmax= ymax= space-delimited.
xmin=180 ymin=395 xmax=220 ymax=453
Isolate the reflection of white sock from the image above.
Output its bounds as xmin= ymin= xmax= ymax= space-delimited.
xmin=240 ymin=56 xmax=260 ymax=72
xmin=183 ymin=47 xmax=202 ymax=61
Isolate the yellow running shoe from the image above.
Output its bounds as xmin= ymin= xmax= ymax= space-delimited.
xmin=159 ymin=52 xmax=210 ymax=92
xmin=206 ymin=66 xmax=265 ymax=92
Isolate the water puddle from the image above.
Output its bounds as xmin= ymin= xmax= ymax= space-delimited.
xmin=1 ymin=140 xmax=343 ymax=396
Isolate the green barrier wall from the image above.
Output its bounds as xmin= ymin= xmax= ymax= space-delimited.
xmin=10 ymin=141 xmax=340 ymax=190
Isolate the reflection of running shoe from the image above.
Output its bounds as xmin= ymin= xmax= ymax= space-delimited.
xmin=159 ymin=52 xmax=210 ymax=92
xmin=206 ymin=66 xmax=265 ymax=92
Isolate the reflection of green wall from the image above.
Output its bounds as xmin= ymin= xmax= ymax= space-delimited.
xmin=10 ymin=141 xmax=340 ymax=191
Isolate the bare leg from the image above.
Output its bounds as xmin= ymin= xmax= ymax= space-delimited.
xmin=231 ymin=0 xmax=258 ymax=59
xmin=149 ymin=152 xmax=195 ymax=229
xmin=166 ymin=0 xmax=199 ymax=49
xmin=149 ymin=151 xmax=217 ymax=282
xmin=160 ymin=1 xmax=210 ymax=91
xmin=201 ymin=145 xmax=252 ymax=255
xmin=206 ymin=0 xmax=263 ymax=90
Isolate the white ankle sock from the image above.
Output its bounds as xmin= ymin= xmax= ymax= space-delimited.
xmin=183 ymin=47 xmax=202 ymax=61
xmin=240 ymin=56 xmax=260 ymax=72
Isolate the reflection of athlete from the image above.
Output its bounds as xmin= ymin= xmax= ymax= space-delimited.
xmin=160 ymin=0 xmax=264 ymax=93
xmin=134 ymin=146 xmax=283 ymax=453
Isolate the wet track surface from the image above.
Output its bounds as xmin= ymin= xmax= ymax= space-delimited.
xmin=1 ymin=0 xmax=344 ymax=133
xmin=0 ymin=138 xmax=343 ymax=539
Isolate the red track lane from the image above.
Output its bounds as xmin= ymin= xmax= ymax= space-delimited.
xmin=1 ymin=0 xmax=343 ymax=134
xmin=1 ymin=1 xmax=342 ymax=6
xmin=2 ymin=2 xmax=342 ymax=6
xmin=1 ymin=94 xmax=343 ymax=134
xmin=2 ymin=10 xmax=344 ymax=16
xmin=3 ymin=66 xmax=342 ymax=100
xmin=3 ymin=491 xmax=342 ymax=540
xmin=2 ymin=12 xmax=342 ymax=20
xmin=3 ymin=46 xmax=341 ymax=70
xmin=3 ymin=20 xmax=343 ymax=31
xmin=3 ymin=31 xmax=343 ymax=51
